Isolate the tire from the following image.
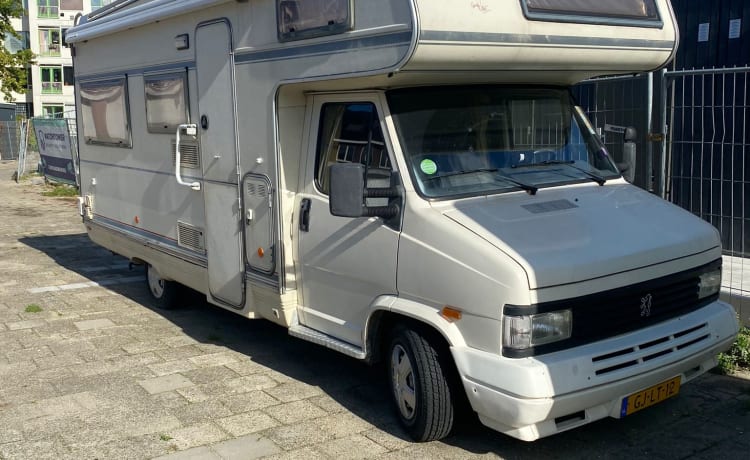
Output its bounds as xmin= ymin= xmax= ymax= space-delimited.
xmin=388 ymin=325 xmax=455 ymax=442
xmin=146 ymin=264 xmax=180 ymax=309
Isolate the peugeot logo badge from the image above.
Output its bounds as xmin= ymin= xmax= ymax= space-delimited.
xmin=640 ymin=294 xmax=653 ymax=317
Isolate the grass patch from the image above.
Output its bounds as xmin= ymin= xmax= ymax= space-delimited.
xmin=717 ymin=327 xmax=750 ymax=374
xmin=24 ymin=304 xmax=43 ymax=313
xmin=159 ymin=434 xmax=173 ymax=442
xmin=42 ymin=183 xmax=79 ymax=197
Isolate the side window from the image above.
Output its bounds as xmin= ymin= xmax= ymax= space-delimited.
xmin=315 ymin=102 xmax=392 ymax=195
xmin=521 ymin=0 xmax=661 ymax=26
xmin=278 ymin=0 xmax=353 ymax=42
xmin=79 ymin=78 xmax=131 ymax=147
xmin=144 ymin=72 xmax=189 ymax=133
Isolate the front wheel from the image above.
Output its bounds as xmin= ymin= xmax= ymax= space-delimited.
xmin=146 ymin=264 xmax=180 ymax=309
xmin=388 ymin=325 xmax=455 ymax=442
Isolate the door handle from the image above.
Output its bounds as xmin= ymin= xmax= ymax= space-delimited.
xmin=300 ymin=198 xmax=311 ymax=232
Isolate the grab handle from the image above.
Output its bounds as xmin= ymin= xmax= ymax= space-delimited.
xmin=175 ymin=124 xmax=201 ymax=191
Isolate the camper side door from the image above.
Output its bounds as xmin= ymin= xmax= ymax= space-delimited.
xmin=297 ymin=94 xmax=400 ymax=347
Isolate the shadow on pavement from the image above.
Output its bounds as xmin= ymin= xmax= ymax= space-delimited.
xmin=19 ymin=233 xmax=750 ymax=458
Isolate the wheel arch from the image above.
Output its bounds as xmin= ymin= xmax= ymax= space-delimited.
xmin=364 ymin=296 xmax=467 ymax=364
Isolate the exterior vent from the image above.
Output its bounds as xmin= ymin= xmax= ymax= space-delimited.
xmin=177 ymin=221 xmax=205 ymax=252
xmin=171 ymin=140 xmax=200 ymax=169
xmin=246 ymin=182 xmax=268 ymax=198
xmin=522 ymin=200 xmax=578 ymax=214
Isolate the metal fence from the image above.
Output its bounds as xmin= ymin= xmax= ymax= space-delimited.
xmin=573 ymin=73 xmax=657 ymax=191
xmin=663 ymin=67 xmax=749 ymax=322
xmin=575 ymin=67 xmax=749 ymax=324
xmin=0 ymin=121 xmax=20 ymax=160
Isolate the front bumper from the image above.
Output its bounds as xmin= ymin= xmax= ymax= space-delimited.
xmin=451 ymin=300 xmax=738 ymax=441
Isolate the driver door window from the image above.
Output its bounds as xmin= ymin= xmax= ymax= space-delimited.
xmin=315 ymin=102 xmax=393 ymax=204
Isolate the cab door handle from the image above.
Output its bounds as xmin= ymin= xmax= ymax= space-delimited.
xmin=300 ymin=198 xmax=311 ymax=232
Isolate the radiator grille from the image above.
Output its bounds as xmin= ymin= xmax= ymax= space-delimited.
xmin=171 ymin=141 xmax=200 ymax=169
xmin=592 ymin=323 xmax=711 ymax=376
xmin=177 ymin=221 xmax=205 ymax=252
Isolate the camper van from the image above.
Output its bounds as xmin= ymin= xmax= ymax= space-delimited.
xmin=67 ymin=0 xmax=738 ymax=442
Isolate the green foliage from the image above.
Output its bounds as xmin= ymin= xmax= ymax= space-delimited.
xmin=24 ymin=304 xmax=42 ymax=313
xmin=1 ymin=0 xmax=35 ymax=102
xmin=42 ymin=183 xmax=79 ymax=197
xmin=717 ymin=327 xmax=750 ymax=374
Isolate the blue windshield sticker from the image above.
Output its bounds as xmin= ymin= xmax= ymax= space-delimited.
xmin=420 ymin=159 xmax=437 ymax=175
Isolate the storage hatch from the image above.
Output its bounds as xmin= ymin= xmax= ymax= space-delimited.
xmin=243 ymin=173 xmax=275 ymax=274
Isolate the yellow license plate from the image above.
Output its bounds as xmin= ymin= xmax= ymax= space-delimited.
xmin=620 ymin=376 xmax=681 ymax=417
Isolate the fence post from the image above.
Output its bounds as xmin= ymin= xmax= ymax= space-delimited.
xmin=657 ymin=68 xmax=670 ymax=199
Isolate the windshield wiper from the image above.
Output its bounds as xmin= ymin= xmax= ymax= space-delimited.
xmin=424 ymin=168 xmax=538 ymax=195
xmin=512 ymin=160 xmax=606 ymax=186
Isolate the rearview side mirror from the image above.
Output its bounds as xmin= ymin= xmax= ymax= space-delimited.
xmin=617 ymin=127 xmax=637 ymax=183
xmin=329 ymin=163 xmax=400 ymax=219
xmin=330 ymin=163 xmax=366 ymax=217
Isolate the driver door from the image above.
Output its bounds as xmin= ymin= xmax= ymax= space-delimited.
xmin=297 ymin=94 xmax=400 ymax=347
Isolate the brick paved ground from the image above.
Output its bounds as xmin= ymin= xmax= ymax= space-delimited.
xmin=1 ymin=158 xmax=749 ymax=459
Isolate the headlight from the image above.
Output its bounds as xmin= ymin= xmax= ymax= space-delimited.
xmin=698 ymin=268 xmax=722 ymax=299
xmin=503 ymin=309 xmax=572 ymax=350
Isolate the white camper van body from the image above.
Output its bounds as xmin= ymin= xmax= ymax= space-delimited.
xmin=67 ymin=0 xmax=738 ymax=441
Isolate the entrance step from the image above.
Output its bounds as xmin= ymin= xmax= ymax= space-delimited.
xmin=289 ymin=324 xmax=366 ymax=359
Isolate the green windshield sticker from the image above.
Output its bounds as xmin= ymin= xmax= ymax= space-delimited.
xmin=420 ymin=158 xmax=437 ymax=175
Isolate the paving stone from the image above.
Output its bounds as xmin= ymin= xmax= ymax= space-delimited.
xmin=65 ymin=434 xmax=172 ymax=460
xmin=188 ymin=352 xmax=239 ymax=368
xmin=139 ymin=374 xmax=194 ymax=395
xmin=223 ymin=374 xmax=278 ymax=394
xmin=225 ymin=359 xmax=271 ymax=376
xmin=260 ymin=446 xmax=329 ymax=460
xmin=152 ymin=390 xmax=191 ymax=410
xmin=220 ymin=390 xmax=280 ymax=414
xmin=316 ymin=434 xmax=389 ymax=459
xmin=264 ymin=381 xmax=324 ymax=403
xmin=73 ymin=318 xmax=116 ymax=331
xmin=152 ymin=445 xmax=222 ymax=460
xmin=165 ymin=422 xmax=229 ymax=451
xmin=148 ymin=360 xmax=198 ymax=377
xmin=0 ymin=428 xmax=24 ymax=444
xmin=123 ymin=340 xmax=171 ymax=355
xmin=264 ymin=399 xmax=328 ymax=424
xmin=0 ymin=438 xmax=67 ymax=460
xmin=155 ymin=345 xmax=205 ymax=362
xmin=181 ymin=364 xmax=240 ymax=385
xmin=6 ymin=319 xmax=47 ymax=330
xmin=217 ymin=412 xmax=280 ymax=437
xmin=172 ymin=399 xmax=233 ymax=425
xmin=263 ymin=420 xmax=333 ymax=450
xmin=212 ymin=434 xmax=282 ymax=460
xmin=4 ymin=345 xmax=53 ymax=363
xmin=176 ymin=386 xmax=211 ymax=404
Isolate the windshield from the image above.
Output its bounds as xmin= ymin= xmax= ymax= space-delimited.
xmin=387 ymin=86 xmax=620 ymax=199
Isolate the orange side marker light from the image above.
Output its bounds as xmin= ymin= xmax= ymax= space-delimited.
xmin=441 ymin=306 xmax=462 ymax=322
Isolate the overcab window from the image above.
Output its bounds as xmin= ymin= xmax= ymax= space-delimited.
xmin=144 ymin=72 xmax=189 ymax=133
xmin=277 ymin=0 xmax=352 ymax=42
xmin=79 ymin=78 xmax=131 ymax=147
xmin=521 ymin=0 xmax=662 ymax=27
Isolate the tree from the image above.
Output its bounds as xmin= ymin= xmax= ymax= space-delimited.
xmin=0 ymin=0 xmax=35 ymax=102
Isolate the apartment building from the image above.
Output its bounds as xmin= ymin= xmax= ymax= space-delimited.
xmin=4 ymin=1 xmax=116 ymax=119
